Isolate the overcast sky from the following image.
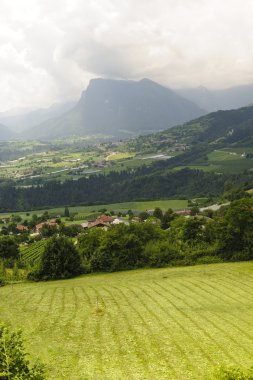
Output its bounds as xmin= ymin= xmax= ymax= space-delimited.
xmin=1 ymin=0 xmax=253 ymax=112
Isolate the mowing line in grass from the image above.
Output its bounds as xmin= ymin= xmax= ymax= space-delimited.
xmin=141 ymin=283 xmax=216 ymax=372
xmin=125 ymin=284 xmax=202 ymax=379
xmin=172 ymin=280 xmax=253 ymax=362
xmin=153 ymin=281 xmax=239 ymax=367
xmin=111 ymin=285 xmax=180 ymax=379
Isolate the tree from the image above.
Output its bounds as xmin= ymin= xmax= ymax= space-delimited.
xmin=0 ymin=237 xmax=19 ymax=260
xmin=153 ymin=207 xmax=163 ymax=220
xmin=0 ymin=323 xmax=45 ymax=379
xmin=40 ymin=223 xmax=58 ymax=238
xmin=139 ymin=211 xmax=149 ymax=222
xmin=218 ymin=198 xmax=253 ymax=259
xmin=182 ymin=218 xmax=204 ymax=243
xmin=161 ymin=208 xmax=175 ymax=229
xmin=32 ymin=236 xmax=83 ymax=280
xmin=64 ymin=206 xmax=70 ymax=217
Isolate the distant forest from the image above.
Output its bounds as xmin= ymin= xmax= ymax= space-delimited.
xmin=0 ymin=167 xmax=248 ymax=212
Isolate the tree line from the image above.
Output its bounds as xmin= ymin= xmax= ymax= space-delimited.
xmin=20 ymin=198 xmax=253 ymax=280
xmin=0 ymin=167 xmax=248 ymax=212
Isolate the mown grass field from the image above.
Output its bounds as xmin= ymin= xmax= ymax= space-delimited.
xmin=1 ymin=262 xmax=253 ymax=379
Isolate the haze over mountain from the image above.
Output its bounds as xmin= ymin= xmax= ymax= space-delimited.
xmin=0 ymin=102 xmax=76 ymax=134
xmin=25 ymin=78 xmax=205 ymax=140
xmin=176 ymin=84 xmax=253 ymax=112
xmin=0 ymin=123 xmax=13 ymax=140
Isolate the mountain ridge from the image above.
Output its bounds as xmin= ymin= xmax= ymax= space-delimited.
xmin=25 ymin=78 xmax=205 ymax=140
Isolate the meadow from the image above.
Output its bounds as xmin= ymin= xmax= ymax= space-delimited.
xmin=0 ymin=199 xmax=188 ymax=221
xmin=1 ymin=261 xmax=253 ymax=379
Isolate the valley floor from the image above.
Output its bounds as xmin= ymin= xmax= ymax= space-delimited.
xmin=1 ymin=262 xmax=253 ymax=379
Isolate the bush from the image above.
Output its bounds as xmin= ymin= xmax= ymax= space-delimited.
xmin=142 ymin=240 xmax=178 ymax=267
xmin=195 ymin=256 xmax=223 ymax=265
xmin=215 ymin=365 xmax=253 ymax=379
xmin=0 ymin=323 xmax=45 ymax=379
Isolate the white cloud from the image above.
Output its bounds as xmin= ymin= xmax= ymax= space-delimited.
xmin=0 ymin=0 xmax=253 ymax=111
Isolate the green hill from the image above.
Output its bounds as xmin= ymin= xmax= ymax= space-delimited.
xmin=168 ymin=104 xmax=253 ymax=146
xmin=1 ymin=262 xmax=253 ymax=379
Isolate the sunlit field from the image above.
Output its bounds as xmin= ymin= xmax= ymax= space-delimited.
xmin=1 ymin=262 xmax=253 ymax=379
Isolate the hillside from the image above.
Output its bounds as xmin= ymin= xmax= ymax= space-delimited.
xmin=26 ymin=78 xmax=205 ymax=140
xmin=176 ymin=83 xmax=253 ymax=112
xmin=0 ymin=102 xmax=76 ymax=134
xmin=153 ymin=104 xmax=253 ymax=146
xmin=1 ymin=262 xmax=253 ymax=379
xmin=0 ymin=123 xmax=13 ymax=140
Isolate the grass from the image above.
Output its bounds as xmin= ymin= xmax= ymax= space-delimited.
xmin=106 ymin=152 xmax=136 ymax=160
xmin=0 ymin=199 xmax=188 ymax=220
xmin=1 ymin=262 xmax=253 ymax=379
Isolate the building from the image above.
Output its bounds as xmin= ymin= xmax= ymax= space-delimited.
xmin=16 ymin=224 xmax=29 ymax=232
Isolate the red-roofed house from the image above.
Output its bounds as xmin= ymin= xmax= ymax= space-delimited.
xmin=16 ymin=224 xmax=29 ymax=232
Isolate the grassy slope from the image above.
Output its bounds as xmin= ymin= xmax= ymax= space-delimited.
xmin=1 ymin=262 xmax=253 ymax=379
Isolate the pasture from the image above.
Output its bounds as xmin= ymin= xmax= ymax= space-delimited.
xmin=1 ymin=262 xmax=253 ymax=379
xmin=0 ymin=199 xmax=188 ymax=221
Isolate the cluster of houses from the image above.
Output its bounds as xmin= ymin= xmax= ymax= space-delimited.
xmin=1 ymin=208 xmax=195 ymax=236
xmin=11 ymin=215 xmax=128 ymax=235
xmin=81 ymin=214 xmax=129 ymax=230
xmin=15 ymin=219 xmax=59 ymax=234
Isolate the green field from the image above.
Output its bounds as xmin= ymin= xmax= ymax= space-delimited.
xmin=1 ymin=262 xmax=253 ymax=379
xmin=0 ymin=199 xmax=188 ymax=221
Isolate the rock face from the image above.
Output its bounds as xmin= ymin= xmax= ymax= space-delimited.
xmin=26 ymin=78 xmax=205 ymax=140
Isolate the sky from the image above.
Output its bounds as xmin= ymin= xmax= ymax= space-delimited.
xmin=1 ymin=0 xmax=253 ymax=112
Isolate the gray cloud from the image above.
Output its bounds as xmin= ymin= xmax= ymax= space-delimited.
xmin=0 ymin=0 xmax=253 ymax=111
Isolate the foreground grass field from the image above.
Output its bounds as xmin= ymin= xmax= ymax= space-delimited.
xmin=1 ymin=262 xmax=253 ymax=379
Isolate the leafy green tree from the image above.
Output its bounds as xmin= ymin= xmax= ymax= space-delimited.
xmin=0 ymin=237 xmax=19 ymax=260
xmin=40 ymin=223 xmax=58 ymax=238
xmin=182 ymin=218 xmax=204 ymax=243
xmin=190 ymin=206 xmax=199 ymax=216
xmin=139 ymin=211 xmax=149 ymax=222
xmin=59 ymin=224 xmax=82 ymax=237
xmin=64 ymin=206 xmax=70 ymax=217
xmin=11 ymin=214 xmax=22 ymax=223
xmin=0 ymin=323 xmax=45 ymax=379
xmin=161 ymin=208 xmax=175 ymax=229
xmin=78 ymin=229 xmax=105 ymax=261
xmin=218 ymin=198 xmax=253 ymax=258
xmin=153 ymin=207 xmax=163 ymax=220
xmin=32 ymin=236 xmax=83 ymax=280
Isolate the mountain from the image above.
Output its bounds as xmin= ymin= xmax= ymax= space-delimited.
xmin=176 ymin=84 xmax=253 ymax=112
xmin=26 ymin=78 xmax=205 ymax=140
xmin=0 ymin=123 xmax=13 ymax=140
xmin=0 ymin=102 xmax=76 ymax=134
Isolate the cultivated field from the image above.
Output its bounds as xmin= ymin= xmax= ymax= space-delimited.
xmin=1 ymin=262 xmax=253 ymax=379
